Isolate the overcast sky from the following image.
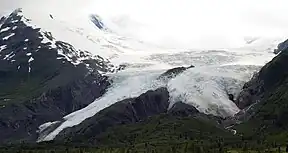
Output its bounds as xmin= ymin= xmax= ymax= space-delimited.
xmin=1 ymin=0 xmax=288 ymax=49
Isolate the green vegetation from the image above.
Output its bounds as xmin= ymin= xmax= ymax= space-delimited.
xmin=1 ymin=114 xmax=288 ymax=153
xmin=92 ymin=114 xmax=236 ymax=146
xmin=1 ymin=143 xmax=288 ymax=153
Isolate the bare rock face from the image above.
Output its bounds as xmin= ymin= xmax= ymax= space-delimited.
xmin=235 ymin=73 xmax=264 ymax=109
xmin=236 ymin=46 xmax=288 ymax=110
xmin=231 ymin=48 xmax=288 ymax=137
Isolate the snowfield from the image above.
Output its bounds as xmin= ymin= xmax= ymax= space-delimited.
xmin=2 ymin=8 xmax=282 ymax=142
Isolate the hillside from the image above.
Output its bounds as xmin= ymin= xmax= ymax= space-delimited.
xmin=235 ymin=47 xmax=288 ymax=144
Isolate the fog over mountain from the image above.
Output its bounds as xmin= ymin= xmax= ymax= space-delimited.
xmin=1 ymin=0 xmax=288 ymax=49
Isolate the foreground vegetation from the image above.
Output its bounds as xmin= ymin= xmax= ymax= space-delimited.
xmin=1 ymin=115 xmax=288 ymax=153
xmin=0 ymin=143 xmax=287 ymax=153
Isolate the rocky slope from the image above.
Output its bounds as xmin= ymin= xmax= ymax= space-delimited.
xmin=0 ymin=9 xmax=111 ymax=143
xmin=235 ymin=45 xmax=288 ymax=110
xmin=234 ymin=47 xmax=288 ymax=142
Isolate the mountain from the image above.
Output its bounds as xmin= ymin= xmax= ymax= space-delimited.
xmin=234 ymin=45 xmax=288 ymax=143
xmin=1 ymin=6 xmax=288 ymax=152
xmin=0 ymin=9 xmax=113 ymax=143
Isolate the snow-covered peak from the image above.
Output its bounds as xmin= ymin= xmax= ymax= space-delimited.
xmin=9 ymin=8 xmax=169 ymax=67
xmin=0 ymin=8 xmax=119 ymax=73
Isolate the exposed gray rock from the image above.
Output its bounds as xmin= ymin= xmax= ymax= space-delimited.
xmin=274 ymin=39 xmax=288 ymax=54
xmin=158 ymin=65 xmax=194 ymax=80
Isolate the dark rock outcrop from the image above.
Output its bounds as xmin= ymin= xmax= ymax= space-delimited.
xmin=89 ymin=14 xmax=107 ymax=30
xmin=158 ymin=65 xmax=194 ymax=80
xmin=274 ymin=39 xmax=288 ymax=54
xmin=233 ymin=46 xmax=288 ymax=137
xmin=235 ymin=47 xmax=288 ymax=110
xmin=168 ymin=102 xmax=199 ymax=117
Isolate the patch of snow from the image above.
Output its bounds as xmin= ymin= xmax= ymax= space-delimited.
xmin=12 ymin=26 xmax=17 ymax=30
xmin=3 ymin=52 xmax=15 ymax=60
xmin=56 ymin=57 xmax=65 ymax=60
xmin=28 ymin=66 xmax=31 ymax=73
xmin=2 ymin=33 xmax=15 ymax=40
xmin=28 ymin=57 xmax=34 ymax=63
xmin=0 ymin=27 xmax=10 ymax=33
xmin=17 ymin=66 xmax=21 ymax=69
xmin=231 ymin=129 xmax=237 ymax=135
xmin=26 ymin=52 xmax=32 ymax=56
xmin=24 ymin=47 xmax=28 ymax=50
xmin=10 ymin=20 xmax=19 ymax=23
xmin=0 ymin=45 xmax=7 ymax=52
xmin=11 ymin=60 xmax=16 ymax=62
xmin=24 ymin=39 xmax=29 ymax=42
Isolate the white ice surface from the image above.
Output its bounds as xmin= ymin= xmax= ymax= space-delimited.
xmin=167 ymin=65 xmax=260 ymax=117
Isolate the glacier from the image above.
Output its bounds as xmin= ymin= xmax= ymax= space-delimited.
xmin=37 ymin=42 xmax=279 ymax=141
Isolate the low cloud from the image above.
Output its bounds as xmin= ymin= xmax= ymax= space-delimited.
xmin=1 ymin=0 xmax=288 ymax=49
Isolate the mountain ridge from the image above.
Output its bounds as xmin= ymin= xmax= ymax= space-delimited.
xmin=0 ymin=8 xmax=112 ymax=144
